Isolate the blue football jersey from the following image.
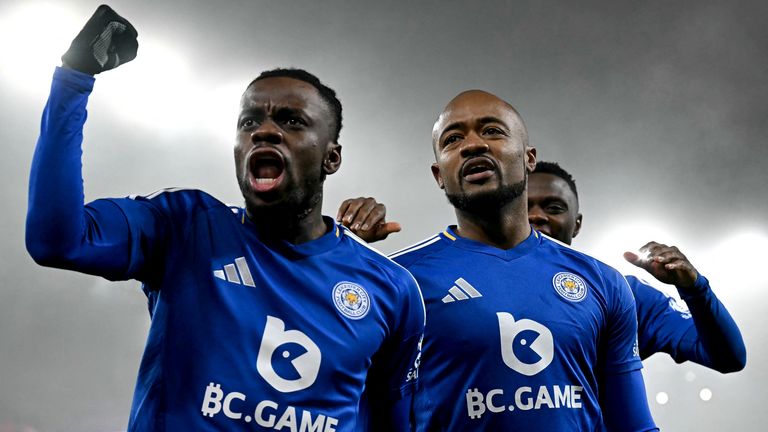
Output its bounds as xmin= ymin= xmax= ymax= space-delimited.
xmin=27 ymin=68 xmax=425 ymax=432
xmin=391 ymin=227 xmax=642 ymax=431
xmin=94 ymin=190 xmax=425 ymax=431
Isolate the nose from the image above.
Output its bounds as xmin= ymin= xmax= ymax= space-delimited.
xmin=250 ymin=119 xmax=283 ymax=145
xmin=459 ymin=133 xmax=489 ymax=158
xmin=528 ymin=206 xmax=548 ymax=227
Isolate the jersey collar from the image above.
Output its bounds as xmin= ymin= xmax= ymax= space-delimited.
xmin=440 ymin=225 xmax=541 ymax=261
xmin=242 ymin=212 xmax=342 ymax=257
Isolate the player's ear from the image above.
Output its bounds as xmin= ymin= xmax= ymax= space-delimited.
xmin=573 ymin=213 xmax=583 ymax=238
xmin=431 ymin=163 xmax=445 ymax=189
xmin=323 ymin=143 xmax=342 ymax=176
xmin=525 ymin=146 xmax=537 ymax=173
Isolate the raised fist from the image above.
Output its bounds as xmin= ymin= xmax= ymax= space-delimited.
xmin=61 ymin=4 xmax=138 ymax=75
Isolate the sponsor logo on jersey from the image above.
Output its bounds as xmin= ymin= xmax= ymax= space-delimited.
xmin=405 ymin=335 xmax=423 ymax=383
xmin=442 ymin=277 xmax=483 ymax=303
xmin=667 ymin=296 xmax=692 ymax=319
xmin=201 ymin=381 xmax=339 ymax=430
xmin=552 ymin=272 xmax=588 ymax=302
xmin=497 ymin=313 xmax=554 ymax=376
xmin=465 ymin=385 xmax=584 ymax=419
xmin=213 ymin=256 xmax=255 ymax=287
xmin=256 ymin=316 xmax=322 ymax=393
xmin=332 ymin=282 xmax=370 ymax=320
xmin=633 ymin=335 xmax=640 ymax=358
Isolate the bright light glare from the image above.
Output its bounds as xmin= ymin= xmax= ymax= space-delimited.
xmin=86 ymin=36 xmax=243 ymax=139
xmin=699 ymin=388 xmax=713 ymax=401
xmin=635 ymin=248 xmax=651 ymax=263
xmin=0 ymin=2 xmax=80 ymax=97
xmin=693 ymin=229 xmax=768 ymax=295
xmin=0 ymin=2 xmax=244 ymax=141
xmin=588 ymin=220 xmax=678 ymax=275
xmin=97 ymin=37 xmax=196 ymax=136
xmin=655 ymin=392 xmax=669 ymax=405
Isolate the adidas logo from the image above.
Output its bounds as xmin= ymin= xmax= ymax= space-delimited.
xmin=213 ymin=256 xmax=255 ymax=287
xmin=442 ymin=278 xmax=482 ymax=303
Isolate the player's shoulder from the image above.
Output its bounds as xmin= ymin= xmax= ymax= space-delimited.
xmin=387 ymin=231 xmax=453 ymax=269
xmin=340 ymin=226 xmax=419 ymax=288
xmin=538 ymin=233 xmax=608 ymax=269
xmin=128 ymin=188 xmax=230 ymax=213
xmin=624 ymin=274 xmax=670 ymax=300
xmin=538 ymin=233 xmax=628 ymax=288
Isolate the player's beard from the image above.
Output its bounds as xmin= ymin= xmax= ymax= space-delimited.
xmin=446 ymin=177 xmax=527 ymax=214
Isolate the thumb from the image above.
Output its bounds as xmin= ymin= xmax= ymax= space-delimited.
xmin=382 ymin=221 xmax=402 ymax=234
xmin=623 ymin=251 xmax=643 ymax=267
xmin=371 ymin=221 xmax=402 ymax=241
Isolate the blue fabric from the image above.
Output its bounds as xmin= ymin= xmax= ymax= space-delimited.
xmin=629 ymin=274 xmax=746 ymax=373
xmin=601 ymin=370 xmax=658 ymax=432
xmin=393 ymin=228 xmax=656 ymax=431
xmin=26 ymin=67 xmax=425 ymax=431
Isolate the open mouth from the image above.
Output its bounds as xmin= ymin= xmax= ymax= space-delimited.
xmin=248 ymin=150 xmax=285 ymax=192
xmin=461 ymin=157 xmax=496 ymax=183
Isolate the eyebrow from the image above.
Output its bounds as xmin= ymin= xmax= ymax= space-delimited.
xmin=274 ymin=107 xmax=308 ymax=118
xmin=439 ymin=116 xmax=510 ymax=140
xmin=478 ymin=116 xmax=510 ymax=129
xmin=238 ymin=106 xmax=309 ymax=119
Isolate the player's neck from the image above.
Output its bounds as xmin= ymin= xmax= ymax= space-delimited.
xmin=453 ymin=200 xmax=531 ymax=250
xmin=246 ymin=199 xmax=329 ymax=244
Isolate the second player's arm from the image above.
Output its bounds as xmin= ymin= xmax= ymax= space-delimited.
xmin=631 ymin=275 xmax=746 ymax=373
xmin=625 ymin=242 xmax=746 ymax=373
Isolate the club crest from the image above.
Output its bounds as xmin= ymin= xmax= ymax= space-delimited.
xmin=552 ymin=272 xmax=588 ymax=302
xmin=332 ymin=282 xmax=371 ymax=320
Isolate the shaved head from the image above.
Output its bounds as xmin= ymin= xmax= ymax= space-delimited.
xmin=432 ymin=89 xmax=529 ymax=153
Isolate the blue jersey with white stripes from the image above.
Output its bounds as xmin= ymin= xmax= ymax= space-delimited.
xmin=391 ymin=227 xmax=651 ymax=431
xmin=26 ymin=67 xmax=425 ymax=432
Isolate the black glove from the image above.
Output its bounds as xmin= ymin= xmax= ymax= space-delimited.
xmin=61 ymin=4 xmax=138 ymax=75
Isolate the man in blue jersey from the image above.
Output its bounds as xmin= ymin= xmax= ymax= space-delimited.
xmin=527 ymin=161 xmax=746 ymax=372
xmin=25 ymin=6 xmax=424 ymax=431
xmin=341 ymin=91 xmax=658 ymax=431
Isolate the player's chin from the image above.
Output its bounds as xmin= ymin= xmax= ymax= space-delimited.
xmin=458 ymin=179 xmax=498 ymax=195
xmin=240 ymin=181 xmax=288 ymax=208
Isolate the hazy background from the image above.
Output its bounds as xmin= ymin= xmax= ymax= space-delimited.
xmin=1 ymin=0 xmax=766 ymax=430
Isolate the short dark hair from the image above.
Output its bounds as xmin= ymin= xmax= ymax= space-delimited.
xmin=533 ymin=161 xmax=578 ymax=199
xmin=248 ymin=68 xmax=343 ymax=143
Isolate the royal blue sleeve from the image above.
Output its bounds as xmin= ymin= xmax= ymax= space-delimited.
xmin=630 ymin=275 xmax=746 ymax=373
xmin=361 ymin=268 xmax=425 ymax=431
xmin=26 ymin=67 xmax=168 ymax=281
xmin=602 ymin=370 xmax=659 ymax=432
xmin=603 ymin=271 xmax=643 ymax=374
xmin=600 ymin=271 xmax=657 ymax=431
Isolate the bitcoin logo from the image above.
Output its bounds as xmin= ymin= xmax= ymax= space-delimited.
xmin=201 ymin=383 xmax=224 ymax=417
xmin=466 ymin=388 xmax=486 ymax=419
xmin=256 ymin=316 xmax=322 ymax=393
xmin=497 ymin=312 xmax=554 ymax=376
